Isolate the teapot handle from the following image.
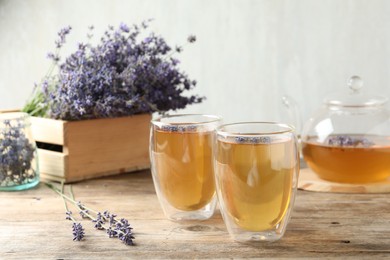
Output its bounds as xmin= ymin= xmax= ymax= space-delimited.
xmin=281 ymin=95 xmax=302 ymax=137
xmin=281 ymin=95 xmax=304 ymax=161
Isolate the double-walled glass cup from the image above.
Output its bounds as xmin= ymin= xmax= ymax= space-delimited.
xmin=150 ymin=114 xmax=221 ymax=221
xmin=214 ymin=122 xmax=299 ymax=242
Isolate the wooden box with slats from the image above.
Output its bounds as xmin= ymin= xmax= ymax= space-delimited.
xmin=30 ymin=114 xmax=151 ymax=182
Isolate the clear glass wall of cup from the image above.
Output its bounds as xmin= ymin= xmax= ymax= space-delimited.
xmin=150 ymin=114 xmax=221 ymax=221
xmin=214 ymin=122 xmax=299 ymax=242
xmin=0 ymin=112 xmax=39 ymax=191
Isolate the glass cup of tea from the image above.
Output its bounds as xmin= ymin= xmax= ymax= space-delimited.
xmin=214 ymin=122 xmax=299 ymax=242
xmin=150 ymin=114 xmax=221 ymax=221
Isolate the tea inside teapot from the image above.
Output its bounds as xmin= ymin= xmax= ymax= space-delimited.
xmin=303 ymin=134 xmax=390 ymax=183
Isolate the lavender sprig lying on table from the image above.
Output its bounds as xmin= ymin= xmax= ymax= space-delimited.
xmin=45 ymin=182 xmax=135 ymax=246
xmin=23 ymin=21 xmax=203 ymax=120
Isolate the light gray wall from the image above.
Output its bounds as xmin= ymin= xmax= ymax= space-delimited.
xmin=1 ymin=0 xmax=390 ymax=127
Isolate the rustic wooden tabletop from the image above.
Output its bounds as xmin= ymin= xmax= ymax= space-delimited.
xmin=0 ymin=170 xmax=389 ymax=259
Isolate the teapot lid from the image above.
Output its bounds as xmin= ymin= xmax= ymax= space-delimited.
xmin=324 ymin=76 xmax=388 ymax=107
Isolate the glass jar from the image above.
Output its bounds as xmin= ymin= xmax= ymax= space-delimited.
xmin=301 ymin=76 xmax=390 ymax=183
xmin=0 ymin=112 xmax=39 ymax=191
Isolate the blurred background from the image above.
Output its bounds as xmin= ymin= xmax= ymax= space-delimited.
xmin=1 ymin=0 xmax=390 ymax=128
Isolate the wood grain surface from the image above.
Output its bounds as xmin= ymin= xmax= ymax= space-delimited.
xmin=0 ymin=170 xmax=389 ymax=259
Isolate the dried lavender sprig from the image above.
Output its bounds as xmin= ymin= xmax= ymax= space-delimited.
xmin=45 ymin=182 xmax=134 ymax=246
xmin=60 ymin=182 xmax=85 ymax=241
xmin=47 ymin=182 xmax=134 ymax=244
xmin=70 ymin=195 xmax=134 ymax=246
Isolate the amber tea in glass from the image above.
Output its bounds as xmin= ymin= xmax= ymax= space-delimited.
xmin=150 ymin=114 xmax=220 ymax=221
xmin=214 ymin=122 xmax=299 ymax=242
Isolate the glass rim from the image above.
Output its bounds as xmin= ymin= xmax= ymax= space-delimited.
xmin=151 ymin=114 xmax=221 ymax=126
xmin=216 ymin=122 xmax=295 ymax=137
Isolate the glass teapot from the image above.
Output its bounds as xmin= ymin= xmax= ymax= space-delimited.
xmin=284 ymin=76 xmax=390 ymax=184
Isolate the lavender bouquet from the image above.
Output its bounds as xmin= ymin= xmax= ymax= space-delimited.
xmin=23 ymin=21 xmax=203 ymax=121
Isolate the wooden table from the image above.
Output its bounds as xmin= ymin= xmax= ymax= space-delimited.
xmin=1 ymin=170 xmax=389 ymax=259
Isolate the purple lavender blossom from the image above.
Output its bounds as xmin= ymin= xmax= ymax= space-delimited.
xmin=55 ymin=26 xmax=72 ymax=48
xmin=106 ymin=227 xmax=117 ymax=238
xmin=46 ymin=52 xmax=60 ymax=62
xmin=187 ymin=35 xmax=196 ymax=43
xmin=119 ymin=22 xmax=130 ymax=33
xmin=79 ymin=209 xmax=89 ymax=218
xmin=116 ymin=218 xmax=134 ymax=245
xmin=92 ymin=212 xmax=105 ymax=230
xmin=119 ymin=231 xmax=135 ymax=246
xmin=65 ymin=211 xmax=72 ymax=220
xmin=77 ymin=201 xmax=85 ymax=210
xmin=103 ymin=211 xmax=117 ymax=225
xmin=72 ymin=222 xmax=85 ymax=241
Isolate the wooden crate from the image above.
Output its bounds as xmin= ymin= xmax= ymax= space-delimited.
xmin=30 ymin=114 xmax=151 ymax=183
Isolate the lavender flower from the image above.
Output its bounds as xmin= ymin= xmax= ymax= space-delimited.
xmin=119 ymin=22 xmax=130 ymax=33
xmin=79 ymin=209 xmax=89 ymax=218
xmin=106 ymin=227 xmax=117 ymax=238
xmin=46 ymin=52 xmax=60 ymax=62
xmin=23 ymin=21 xmax=204 ymax=121
xmin=65 ymin=211 xmax=73 ymax=220
xmin=55 ymin=26 xmax=72 ymax=48
xmin=77 ymin=201 xmax=85 ymax=210
xmin=187 ymin=35 xmax=196 ymax=43
xmin=92 ymin=212 xmax=105 ymax=230
xmin=72 ymin=223 xmax=85 ymax=241
xmin=116 ymin=218 xmax=135 ymax=246
xmin=103 ymin=210 xmax=117 ymax=225
xmin=119 ymin=231 xmax=135 ymax=246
